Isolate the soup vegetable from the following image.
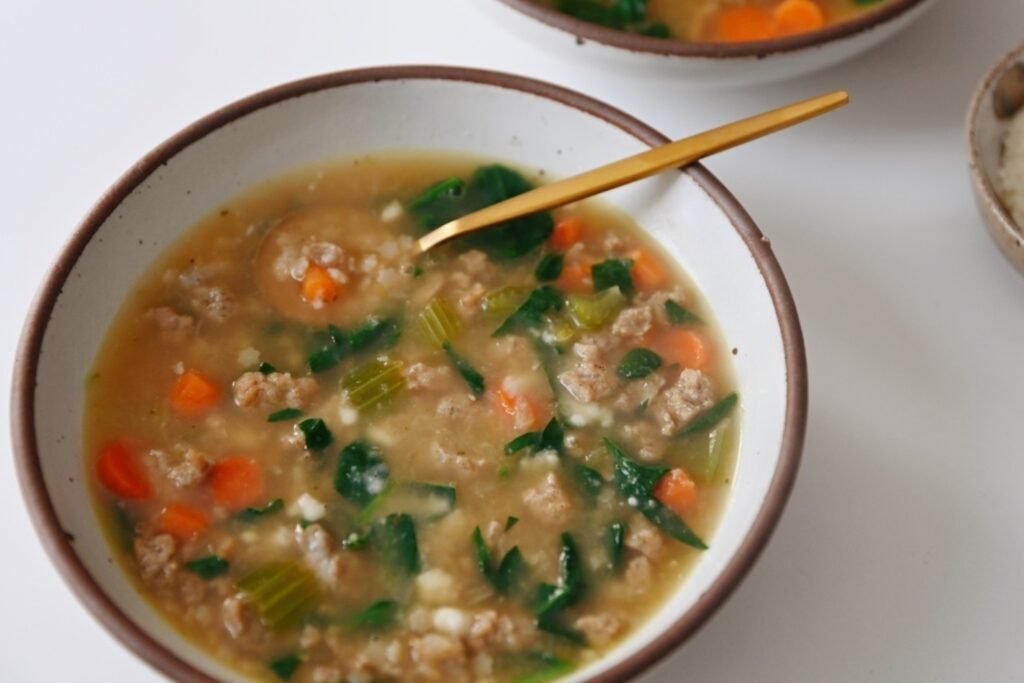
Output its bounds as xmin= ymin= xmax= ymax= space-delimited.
xmin=544 ymin=0 xmax=893 ymax=42
xmin=86 ymin=154 xmax=739 ymax=683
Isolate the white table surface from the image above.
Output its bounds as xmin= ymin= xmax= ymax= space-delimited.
xmin=3 ymin=1 xmax=1023 ymax=681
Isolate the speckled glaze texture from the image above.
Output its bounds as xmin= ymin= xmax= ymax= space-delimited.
xmin=968 ymin=42 xmax=1024 ymax=275
xmin=12 ymin=67 xmax=806 ymax=683
xmin=489 ymin=0 xmax=937 ymax=86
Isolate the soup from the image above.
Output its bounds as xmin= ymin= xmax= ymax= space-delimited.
xmin=543 ymin=0 xmax=893 ymax=42
xmin=86 ymin=153 xmax=739 ymax=683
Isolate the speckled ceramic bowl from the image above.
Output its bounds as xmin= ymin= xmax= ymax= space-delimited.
xmin=12 ymin=67 xmax=806 ymax=683
xmin=487 ymin=0 xmax=937 ymax=86
xmin=967 ymin=42 xmax=1024 ymax=275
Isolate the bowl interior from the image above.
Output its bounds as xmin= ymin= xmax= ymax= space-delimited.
xmin=19 ymin=70 xmax=800 ymax=683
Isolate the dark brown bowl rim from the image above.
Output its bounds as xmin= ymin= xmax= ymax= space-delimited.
xmin=495 ymin=0 xmax=931 ymax=59
xmin=11 ymin=65 xmax=807 ymax=683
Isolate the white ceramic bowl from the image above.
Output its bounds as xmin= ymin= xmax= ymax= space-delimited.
xmin=12 ymin=67 xmax=806 ymax=683
xmin=967 ymin=42 xmax=1024 ymax=275
xmin=486 ymin=0 xmax=937 ymax=86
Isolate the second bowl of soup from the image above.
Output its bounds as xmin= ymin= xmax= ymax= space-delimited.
xmin=13 ymin=67 xmax=806 ymax=683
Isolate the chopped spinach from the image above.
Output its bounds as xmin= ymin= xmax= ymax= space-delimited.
xmin=473 ymin=526 xmax=528 ymax=595
xmin=185 ymin=555 xmax=229 ymax=579
xmin=341 ymin=529 xmax=372 ymax=550
xmin=258 ymin=361 xmax=277 ymax=375
xmin=297 ymin=418 xmax=333 ymax=452
xmin=556 ymin=0 xmax=670 ymax=37
xmin=442 ymin=341 xmax=485 ymax=396
xmin=493 ymin=286 xmax=564 ymax=336
xmin=408 ymin=165 xmax=554 ymax=261
xmin=269 ymin=653 xmax=302 ymax=681
xmin=534 ymin=253 xmax=564 ymax=282
xmin=617 ymin=348 xmax=662 ymax=379
xmin=592 ymin=258 xmax=634 ymax=296
xmin=334 ymin=440 xmax=390 ymax=508
xmin=665 ymin=299 xmax=702 ymax=325
xmin=267 ymin=407 xmax=303 ymax=423
xmin=679 ymin=393 xmax=739 ymax=437
xmin=349 ymin=316 xmax=401 ymax=353
xmin=351 ymin=599 xmax=399 ymax=629
xmin=506 ymin=515 xmax=520 ymax=531
xmin=506 ymin=418 xmax=565 ymax=458
xmin=374 ymin=513 xmax=420 ymax=575
xmin=533 ymin=534 xmax=586 ymax=642
xmin=236 ymin=498 xmax=284 ymax=523
xmin=572 ymin=463 xmax=605 ymax=501
xmin=605 ymin=438 xmax=707 ymax=550
xmin=505 ymin=431 xmax=541 ymax=455
xmin=512 ymin=653 xmax=575 ymax=683
xmin=307 ymin=324 xmax=347 ymax=373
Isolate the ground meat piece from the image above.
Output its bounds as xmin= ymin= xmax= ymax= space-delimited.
xmin=522 ymin=472 xmax=573 ymax=526
xmin=310 ymin=666 xmax=343 ymax=683
xmin=409 ymin=633 xmax=468 ymax=682
xmin=404 ymin=363 xmax=451 ymax=391
xmin=624 ymin=514 xmax=664 ymax=558
xmin=455 ymin=250 xmax=493 ymax=277
xmin=558 ymin=361 xmax=617 ymax=403
xmin=456 ymin=282 xmax=487 ymax=319
xmin=611 ymin=305 xmax=653 ymax=338
xmin=232 ymin=371 xmax=316 ymax=409
xmin=351 ymin=639 xmax=407 ymax=680
xmin=575 ymin=612 xmax=623 ymax=647
xmin=637 ymin=287 xmax=689 ymax=324
xmin=436 ymin=394 xmax=470 ymax=419
xmin=572 ymin=334 xmax=614 ymax=361
xmin=299 ymin=625 xmax=322 ymax=650
xmin=192 ymin=286 xmax=233 ymax=322
xmin=295 ymin=524 xmax=344 ymax=586
xmin=624 ymin=556 xmax=653 ymax=592
xmin=134 ymin=534 xmax=176 ymax=581
xmin=467 ymin=610 xmax=537 ymax=651
xmin=150 ymin=446 xmax=210 ymax=488
xmin=650 ymin=369 xmax=715 ymax=435
xmin=145 ymin=306 xmax=194 ymax=336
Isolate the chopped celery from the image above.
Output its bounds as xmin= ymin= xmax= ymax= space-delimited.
xmin=566 ymin=287 xmax=625 ymax=330
xmin=681 ymin=421 xmax=730 ymax=483
xmin=418 ymin=296 xmax=461 ymax=347
xmin=543 ymin=312 xmax=577 ymax=345
xmin=237 ymin=562 xmax=320 ymax=631
xmin=482 ymin=286 xmax=530 ymax=319
xmin=342 ymin=358 xmax=406 ymax=410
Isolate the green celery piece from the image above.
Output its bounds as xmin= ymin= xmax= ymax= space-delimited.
xmin=679 ymin=393 xmax=739 ymax=437
xmin=493 ymin=286 xmax=564 ymax=337
xmin=442 ymin=342 xmax=485 ymax=396
xmin=617 ymin=348 xmax=663 ymax=379
xmin=482 ymin=286 xmax=530 ymax=319
xmin=374 ymin=513 xmax=420 ymax=575
xmin=543 ymin=311 xmax=578 ymax=345
xmin=269 ymin=653 xmax=301 ymax=681
xmin=607 ymin=521 xmax=626 ymax=573
xmin=534 ymin=253 xmax=564 ymax=282
xmin=342 ymin=358 xmax=406 ymax=410
xmin=267 ymin=407 xmax=303 ymax=423
xmin=351 ymin=599 xmax=399 ymax=629
xmin=683 ymin=422 xmax=730 ymax=484
xmin=591 ymin=258 xmax=634 ymax=296
xmin=185 ymin=555 xmax=229 ymax=579
xmin=566 ymin=287 xmax=626 ymax=330
xmin=605 ymin=438 xmax=707 ymax=550
xmin=418 ymin=296 xmax=461 ymax=347
xmin=335 ymin=440 xmax=390 ymax=508
xmin=237 ymin=498 xmax=284 ymax=522
xmin=297 ymin=418 xmax=333 ymax=452
xmin=237 ymin=562 xmax=320 ymax=631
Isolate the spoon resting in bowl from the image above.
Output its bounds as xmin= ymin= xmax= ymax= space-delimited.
xmin=416 ymin=90 xmax=849 ymax=254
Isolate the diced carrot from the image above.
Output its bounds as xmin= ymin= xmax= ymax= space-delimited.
xmin=550 ymin=216 xmax=584 ymax=250
xmin=170 ymin=369 xmax=221 ymax=417
xmin=556 ymin=261 xmax=592 ymax=293
xmin=773 ymin=0 xmax=825 ymax=36
xmin=716 ymin=6 xmax=774 ymax=42
xmin=650 ymin=328 xmax=711 ymax=370
xmin=209 ymin=457 xmax=265 ymax=510
xmin=158 ymin=502 xmax=209 ymax=539
xmin=654 ymin=468 xmax=699 ymax=519
xmin=302 ymin=264 xmax=340 ymax=304
xmin=631 ymin=250 xmax=667 ymax=292
xmin=97 ymin=442 xmax=152 ymax=500
xmin=491 ymin=384 xmax=547 ymax=432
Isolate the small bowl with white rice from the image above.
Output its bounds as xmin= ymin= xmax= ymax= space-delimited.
xmin=968 ymin=41 xmax=1024 ymax=275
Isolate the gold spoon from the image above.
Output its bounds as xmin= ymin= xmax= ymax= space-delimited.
xmin=417 ymin=90 xmax=849 ymax=254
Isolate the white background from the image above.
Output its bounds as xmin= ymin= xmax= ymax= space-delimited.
xmin=2 ymin=0 xmax=1023 ymax=681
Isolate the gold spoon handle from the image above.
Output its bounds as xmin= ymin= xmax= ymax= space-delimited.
xmin=417 ymin=90 xmax=849 ymax=254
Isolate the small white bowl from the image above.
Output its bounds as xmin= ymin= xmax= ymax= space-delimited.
xmin=488 ymin=0 xmax=937 ymax=86
xmin=12 ymin=67 xmax=807 ymax=683
xmin=967 ymin=42 xmax=1024 ymax=275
